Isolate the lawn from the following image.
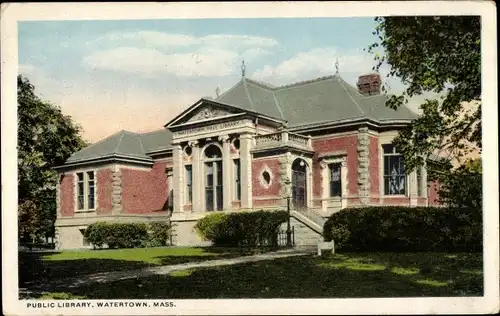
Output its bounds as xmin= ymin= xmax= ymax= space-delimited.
xmin=19 ymin=246 xmax=276 ymax=288
xmin=22 ymin=251 xmax=483 ymax=299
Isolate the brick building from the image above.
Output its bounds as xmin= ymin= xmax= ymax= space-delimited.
xmin=54 ymin=68 xmax=440 ymax=249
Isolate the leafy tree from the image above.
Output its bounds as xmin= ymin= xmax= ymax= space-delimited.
xmin=436 ymin=158 xmax=482 ymax=208
xmin=367 ymin=16 xmax=481 ymax=172
xmin=17 ymin=75 xmax=88 ymax=241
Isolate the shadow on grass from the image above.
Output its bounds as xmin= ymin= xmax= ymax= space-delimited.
xmin=33 ymin=252 xmax=483 ymax=299
xmin=19 ymin=246 xmax=280 ymax=288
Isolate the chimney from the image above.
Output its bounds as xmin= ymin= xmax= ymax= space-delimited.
xmin=357 ymin=73 xmax=381 ymax=96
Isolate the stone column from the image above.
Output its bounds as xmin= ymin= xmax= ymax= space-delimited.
xmin=278 ymin=152 xmax=293 ymax=207
xmin=420 ymin=162 xmax=428 ymax=205
xmin=172 ymin=143 xmax=184 ymax=213
xmin=240 ymin=133 xmax=253 ymax=209
xmin=357 ymin=127 xmax=370 ymax=205
xmin=189 ymin=140 xmax=201 ymax=212
xmin=409 ymin=169 xmax=419 ymax=207
xmin=219 ymin=135 xmax=231 ymax=210
xmin=320 ymin=160 xmax=328 ymax=212
xmin=111 ymin=166 xmax=123 ymax=214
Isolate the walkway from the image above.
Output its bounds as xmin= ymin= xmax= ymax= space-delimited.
xmin=20 ymin=247 xmax=315 ymax=297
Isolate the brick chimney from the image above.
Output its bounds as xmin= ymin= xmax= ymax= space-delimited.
xmin=357 ymin=73 xmax=381 ymax=96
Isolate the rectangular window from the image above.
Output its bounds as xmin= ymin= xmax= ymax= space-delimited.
xmin=383 ymin=144 xmax=406 ymax=195
xmin=234 ymin=159 xmax=241 ymax=200
xmin=77 ymin=172 xmax=85 ymax=210
xmin=185 ymin=165 xmax=192 ymax=203
xmin=329 ymin=163 xmax=342 ymax=197
xmin=87 ymin=171 xmax=95 ymax=209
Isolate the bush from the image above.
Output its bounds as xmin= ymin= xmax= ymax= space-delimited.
xmin=147 ymin=221 xmax=171 ymax=247
xmin=85 ymin=221 xmax=170 ymax=249
xmin=323 ymin=206 xmax=482 ymax=252
xmin=195 ymin=210 xmax=288 ymax=247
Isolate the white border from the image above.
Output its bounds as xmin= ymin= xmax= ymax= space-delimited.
xmin=2 ymin=1 xmax=498 ymax=315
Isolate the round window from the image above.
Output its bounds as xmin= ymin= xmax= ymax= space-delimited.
xmin=261 ymin=171 xmax=271 ymax=186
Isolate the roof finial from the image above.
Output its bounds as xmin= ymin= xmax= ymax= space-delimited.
xmin=241 ymin=60 xmax=246 ymax=77
xmin=335 ymin=57 xmax=340 ymax=75
xmin=215 ymin=86 xmax=220 ymax=98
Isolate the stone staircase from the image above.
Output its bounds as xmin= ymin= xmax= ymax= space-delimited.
xmin=286 ymin=208 xmax=327 ymax=246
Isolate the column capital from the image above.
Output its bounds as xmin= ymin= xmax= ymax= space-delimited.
xmin=188 ymin=140 xmax=199 ymax=147
xmin=172 ymin=142 xmax=183 ymax=149
xmin=319 ymin=160 xmax=328 ymax=170
xmin=218 ymin=135 xmax=230 ymax=143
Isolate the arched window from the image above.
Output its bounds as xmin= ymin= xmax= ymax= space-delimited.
xmin=204 ymin=144 xmax=222 ymax=159
xmin=203 ymin=144 xmax=223 ymax=211
xmin=291 ymin=158 xmax=308 ymax=210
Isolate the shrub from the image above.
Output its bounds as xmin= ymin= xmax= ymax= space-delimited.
xmin=85 ymin=221 xmax=169 ymax=249
xmin=323 ymin=206 xmax=482 ymax=252
xmin=195 ymin=210 xmax=288 ymax=247
xmin=147 ymin=221 xmax=171 ymax=247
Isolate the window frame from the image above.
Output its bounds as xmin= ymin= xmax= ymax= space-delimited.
xmin=74 ymin=169 xmax=97 ymax=212
xmin=185 ymin=164 xmax=193 ymax=204
xmin=382 ymin=144 xmax=407 ymax=196
xmin=328 ymin=162 xmax=342 ymax=197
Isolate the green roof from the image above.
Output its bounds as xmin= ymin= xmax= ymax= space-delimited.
xmin=217 ymin=74 xmax=417 ymax=127
xmin=63 ymin=73 xmax=417 ymax=166
xmin=65 ymin=129 xmax=172 ymax=165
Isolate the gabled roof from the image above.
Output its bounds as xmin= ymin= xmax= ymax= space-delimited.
xmin=62 ymin=129 xmax=172 ymax=166
xmin=216 ymin=74 xmax=418 ymax=128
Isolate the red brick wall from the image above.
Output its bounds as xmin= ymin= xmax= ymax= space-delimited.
xmin=252 ymin=158 xmax=281 ymax=197
xmin=312 ymin=135 xmax=358 ymax=197
xmin=428 ymin=180 xmax=441 ymax=205
xmin=121 ymin=161 xmax=169 ymax=214
xmin=97 ymin=168 xmax=113 ymax=215
xmin=369 ymin=136 xmax=380 ymax=195
xmin=59 ymin=173 xmax=74 ymax=217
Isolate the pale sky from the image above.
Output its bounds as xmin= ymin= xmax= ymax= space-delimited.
xmin=18 ymin=17 xmax=433 ymax=143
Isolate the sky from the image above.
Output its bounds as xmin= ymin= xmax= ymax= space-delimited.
xmin=18 ymin=17 xmax=427 ymax=143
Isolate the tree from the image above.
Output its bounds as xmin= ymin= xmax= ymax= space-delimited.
xmin=367 ymin=16 xmax=481 ymax=172
xmin=17 ymin=75 xmax=88 ymax=241
xmin=367 ymin=16 xmax=482 ymax=208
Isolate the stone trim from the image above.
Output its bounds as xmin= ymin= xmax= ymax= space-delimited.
xmin=55 ymin=213 xmax=170 ymax=227
xmin=278 ymin=153 xmax=292 ymax=197
xmin=111 ymin=166 xmax=123 ymax=214
xmin=357 ymin=127 xmax=370 ymax=205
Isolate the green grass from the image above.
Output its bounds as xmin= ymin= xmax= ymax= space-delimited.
xmin=19 ymin=246 xmax=277 ymax=287
xmin=24 ymin=251 xmax=483 ymax=299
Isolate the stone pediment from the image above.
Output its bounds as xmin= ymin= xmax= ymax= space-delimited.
xmin=184 ymin=105 xmax=238 ymax=124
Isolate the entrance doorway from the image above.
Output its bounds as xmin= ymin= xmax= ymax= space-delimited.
xmin=291 ymin=158 xmax=307 ymax=210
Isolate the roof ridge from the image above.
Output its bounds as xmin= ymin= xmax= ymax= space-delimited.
xmin=138 ymin=128 xmax=169 ymax=136
xmin=246 ymin=80 xmax=286 ymax=120
xmin=338 ymin=77 xmax=365 ymax=116
xmin=69 ymin=129 xmax=126 ymax=157
xmin=216 ymin=79 xmax=243 ymax=101
xmin=242 ymin=78 xmax=256 ymax=111
xmin=244 ymin=78 xmax=276 ymax=90
xmin=136 ymin=133 xmax=146 ymax=154
xmin=271 ymin=90 xmax=286 ymax=120
xmin=114 ymin=130 xmax=127 ymax=154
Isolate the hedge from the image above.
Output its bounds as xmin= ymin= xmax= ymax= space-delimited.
xmin=323 ymin=206 xmax=482 ymax=252
xmin=195 ymin=210 xmax=288 ymax=247
xmin=85 ymin=221 xmax=171 ymax=249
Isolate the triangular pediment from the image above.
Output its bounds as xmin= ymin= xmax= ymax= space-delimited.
xmin=166 ymin=99 xmax=247 ymax=127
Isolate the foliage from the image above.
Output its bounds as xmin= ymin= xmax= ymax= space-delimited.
xmin=17 ymin=75 xmax=88 ymax=240
xmin=323 ymin=206 xmax=482 ymax=252
xmin=85 ymin=222 xmax=150 ymax=249
xmin=437 ymin=158 xmax=482 ymax=208
xmin=367 ymin=16 xmax=481 ymax=172
xmin=18 ymin=200 xmax=42 ymax=241
xmin=146 ymin=221 xmax=172 ymax=247
xmin=195 ymin=210 xmax=288 ymax=247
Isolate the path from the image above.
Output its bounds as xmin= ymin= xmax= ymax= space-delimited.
xmin=20 ymin=247 xmax=314 ymax=297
